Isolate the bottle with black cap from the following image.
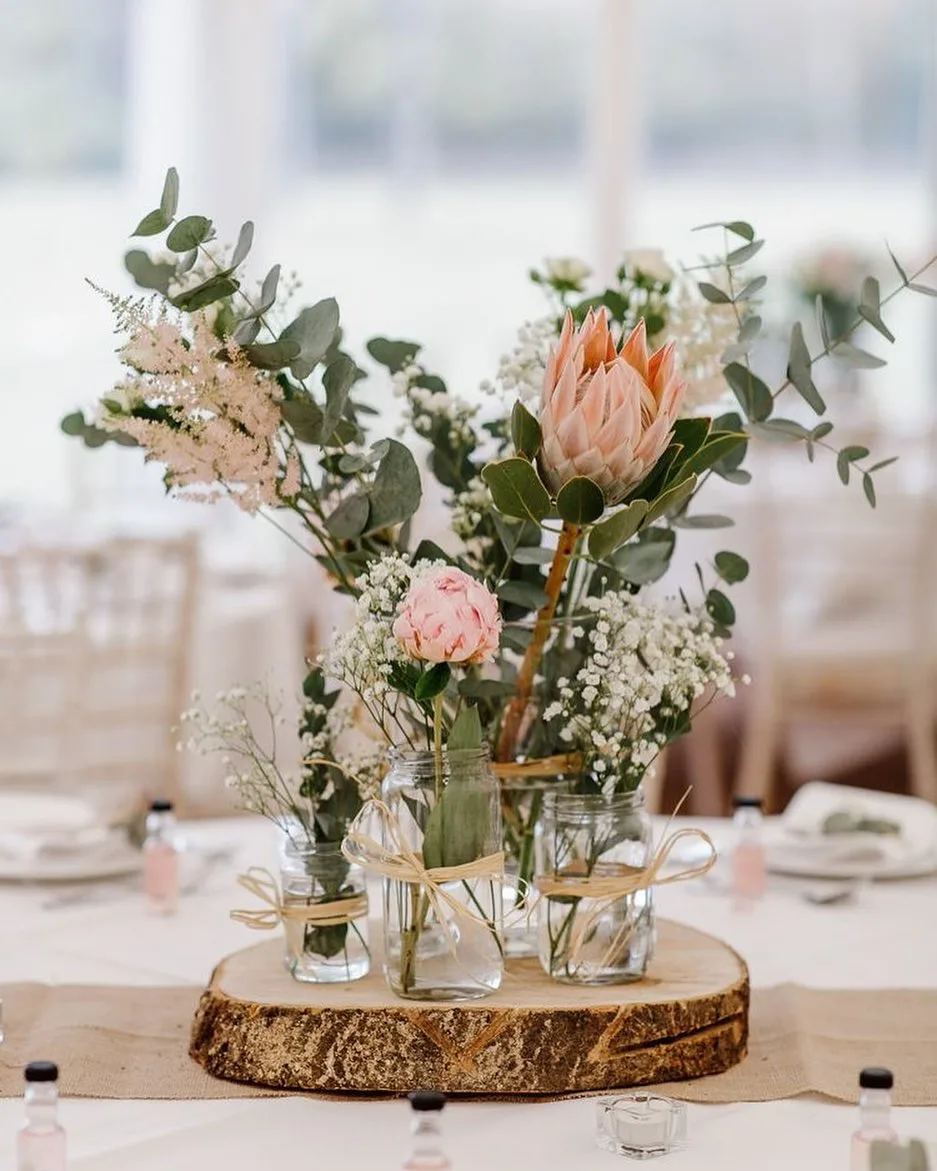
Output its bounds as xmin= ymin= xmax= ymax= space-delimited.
xmin=730 ymin=795 xmax=766 ymax=904
xmin=143 ymin=798 xmax=179 ymax=915
xmin=850 ymin=1067 xmax=897 ymax=1170
xmin=402 ymin=1091 xmax=451 ymax=1171
xmin=17 ymin=1061 xmax=66 ymax=1171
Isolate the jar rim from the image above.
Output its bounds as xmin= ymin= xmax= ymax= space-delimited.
xmin=543 ymin=788 xmax=645 ymax=812
xmin=387 ymin=744 xmax=491 ymax=765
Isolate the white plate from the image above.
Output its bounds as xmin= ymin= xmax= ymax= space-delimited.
xmin=766 ymin=848 xmax=937 ymax=882
xmin=0 ymin=791 xmax=98 ymax=835
xmin=0 ymin=833 xmax=143 ymax=883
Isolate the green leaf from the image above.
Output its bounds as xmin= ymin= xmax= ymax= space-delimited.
xmin=325 ymin=493 xmax=369 ymax=540
xmin=281 ymin=298 xmax=340 ymax=379
xmin=230 ymin=221 xmax=254 ymax=268
xmin=500 ymin=627 xmax=532 ymax=653
xmin=257 ymin=264 xmax=280 ymax=314
xmin=672 ymin=514 xmax=734 ymax=529
xmin=132 ymin=208 xmax=171 ymax=237
xmin=816 ymin=295 xmax=832 ymax=349
xmin=863 ymin=472 xmax=876 ymax=508
xmin=643 ymin=475 xmax=697 ymax=526
xmin=421 ymin=781 xmax=490 ymax=870
xmin=909 ymin=282 xmax=937 ymax=297
xmin=812 ymin=421 xmax=834 ymax=440
xmin=497 ymin=581 xmax=550 ymax=610
xmin=281 ymin=397 xmax=324 ymax=444
xmin=411 ymin=540 xmax=454 ymax=565
xmin=556 ymin=476 xmax=605 ymax=525
xmin=123 ymin=249 xmax=175 ymax=294
xmin=832 ymin=342 xmax=886 ymax=370
xmin=511 ymin=546 xmax=555 ymax=565
xmin=322 ymin=354 xmax=357 ymax=440
xmin=588 ymin=499 xmax=650 ymax=561
xmin=683 ymin=432 xmax=746 ymax=477
xmin=365 ymin=439 xmax=422 ymax=534
xmin=837 ymin=450 xmax=851 ymax=485
xmin=858 ymin=276 xmax=895 ymax=343
xmin=366 ymin=337 xmax=421 ymax=373
xmin=241 ymin=338 xmax=302 ymax=370
xmin=232 ymin=318 xmax=261 ymax=345
xmin=176 ymin=248 xmax=197 ymax=275
xmin=738 ymin=315 xmax=762 ymax=344
xmin=481 ymin=458 xmax=551 ymax=524
xmin=61 ymin=411 xmax=87 ymax=437
xmin=706 ymin=588 xmax=736 ymax=628
xmin=671 ymin=417 xmax=711 ymax=464
xmin=723 ymin=363 xmax=773 ymax=422
xmin=787 ymin=322 xmax=826 ymax=414
xmin=414 ymin=663 xmax=452 ymax=702
xmin=458 ymin=678 xmax=516 ymax=700
xmin=511 ymin=401 xmax=542 ymax=459
xmin=886 ymin=242 xmax=908 ymax=285
xmin=693 ymin=220 xmax=755 ymax=241
xmin=171 ymin=274 xmax=239 ymax=312
xmin=166 ymin=215 xmax=213 ymax=252
xmin=747 ymin=419 xmax=811 ymax=443
xmin=613 ymin=527 xmax=676 ymax=585
xmin=842 ymin=445 xmax=870 ymax=462
xmin=738 ymin=275 xmax=768 ymax=301
xmin=718 ymin=468 xmax=752 ymax=485
xmin=698 ymin=282 xmax=731 ymax=304
xmin=159 ymin=167 xmax=179 ymax=219
xmin=869 ymin=456 xmax=898 ymax=473
xmin=714 ymin=551 xmax=749 ymax=584
xmin=448 ymin=705 xmax=483 ymax=751
xmin=726 ymin=239 xmax=764 ymax=265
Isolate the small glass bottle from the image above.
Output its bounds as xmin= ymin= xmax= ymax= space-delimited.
xmin=17 ymin=1061 xmax=66 ymax=1171
xmin=143 ymin=798 xmax=179 ymax=915
xmin=402 ymin=1091 xmax=451 ymax=1171
xmin=850 ymin=1067 xmax=897 ymax=1171
xmin=730 ymin=796 xmax=766 ymax=906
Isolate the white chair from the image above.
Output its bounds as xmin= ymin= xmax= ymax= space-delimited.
xmin=736 ymin=488 xmax=937 ymax=807
xmin=0 ymin=535 xmax=199 ymax=815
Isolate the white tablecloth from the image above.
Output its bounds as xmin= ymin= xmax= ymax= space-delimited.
xmin=1 ymin=817 xmax=936 ymax=1170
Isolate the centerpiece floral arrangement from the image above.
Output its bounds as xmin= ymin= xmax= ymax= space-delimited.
xmin=65 ymin=169 xmax=932 ymax=997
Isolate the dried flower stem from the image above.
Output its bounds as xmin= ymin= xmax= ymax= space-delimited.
xmin=496 ymin=520 xmax=581 ymax=761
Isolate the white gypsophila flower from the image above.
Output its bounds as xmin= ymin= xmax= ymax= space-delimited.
xmin=544 ymin=256 xmax=592 ymax=288
xmin=392 ymin=362 xmax=479 ymax=447
xmin=545 ymin=591 xmax=734 ymax=790
xmin=665 ymin=275 xmax=740 ymax=415
xmin=451 ymin=477 xmax=492 ymax=541
xmin=622 ymin=248 xmax=675 ymax=285
xmin=492 ymin=315 xmax=558 ymax=404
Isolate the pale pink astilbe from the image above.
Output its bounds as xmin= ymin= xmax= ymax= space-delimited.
xmin=103 ymin=309 xmax=300 ymax=513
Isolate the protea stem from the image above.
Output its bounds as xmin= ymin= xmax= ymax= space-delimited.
xmin=496 ymin=520 xmax=581 ymax=762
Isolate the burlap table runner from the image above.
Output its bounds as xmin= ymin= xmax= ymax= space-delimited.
xmin=1 ymin=982 xmax=935 ymax=1104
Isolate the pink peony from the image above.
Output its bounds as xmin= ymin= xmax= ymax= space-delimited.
xmin=539 ymin=309 xmax=686 ymax=503
xmin=393 ymin=568 xmax=501 ymax=665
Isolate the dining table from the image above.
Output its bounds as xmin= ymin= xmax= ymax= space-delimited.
xmin=1 ymin=814 xmax=936 ymax=1170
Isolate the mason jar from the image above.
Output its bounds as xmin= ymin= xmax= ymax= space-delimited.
xmin=382 ymin=746 xmax=504 ymax=1000
xmin=280 ymin=835 xmax=370 ymax=983
xmin=535 ymin=788 xmax=653 ymax=984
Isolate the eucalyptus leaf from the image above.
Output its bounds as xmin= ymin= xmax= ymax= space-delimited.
xmin=325 ymin=493 xmax=369 ymax=539
xmin=481 ymin=458 xmax=551 ymax=524
xmin=738 ymin=275 xmax=768 ymax=301
xmin=613 ymin=527 xmax=676 ymax=585
xmin=282 ymin=298 xmax=340 ymax=379
xmin=837 ymin=450 xmax=851 ymax=485
xmin=364 ymin=439 xmax=422 ymax=534
xmin=863 ymin=472 xmax=876 ymax=508
xmin=706 ymin=588 xmax=736 ymax=628
xmin=555 ymin=476 xmax=604 ymax=525
xmin=588 ymin=499 xmax=650 ymax=561
xmin=672 ymin=514 xmax=734 ymax=529
xmin=748 ymin=419 xmax=811 ymax=443
xmin=448 ymin=705 xmax=483 ymax=751
xmin=869 ymin=456 xmax=898 ymax=473
xmin=457 ymin=677 xmax=516 ymax=700
xmin=738 ymin=314 xmax=762 ymax=343
xmin=257 ymin=264 xmax=280 ymax=314
xmin=132 ymin=208 xmax=171 ymax=237
xmin=693 ymin=220 xmax=755 ymax=241
xmin=511 ymin=401 xmax=542 ymax=459
xmin=322 ymin=354 xmax=357 ymax=439
xmin=698 ymin=282 xmax=732 ymax=304
xmin=832 ymin=342 xmax=886 ymax=369
xmin=241 ymin=338 xmax=302 ymax=370
xmin=171 ymin=274 xmax=239 ymax=312
xmin=885 ymin=243 xmax=909 ymax=286
xmin=723 ymin=363 xmax=773 ymax=422
xmin=726 ymin=239 xmax=764 ymax=265
xmin=177 ymin=248 xmax=197 ymax=275
xmin=812 ymin=421 xmax=834 ymax=440
xmin=232 ymin=318 xmax=262 ymax=345
xmin=414 ymin=663 xmax=451 ymax=701
xmin=281 ymin=397 xmax=324 ymax=444
xmin=816 ymin=295 xmax=832 ymax=348
xmin=497 ymin=580 xmax=550 ymax=610
xmin=166 ymin=215 xmax=213 ymax=252
xmin=511 ymin=546 xmax=555 ymax=565
xmin=858 ymin=276 xmax=895 ymax=343
xmin=787 ymin=322 xmax=826 ymax=414
xmin=124 ymin=250 xmax=175 ymax=294
xmin=411 ymin=539 xmax=454 ymax=565
xmin=366 ymin=337 xmax=421 ymax=373
xmin=909 ymin=282 xmax=937 ymax=297
xmin=160 ymin=167 xmax=179 ymax=219
xmin=714 ymin=550 xmax=749 ymax=583
xmin=500 ymin=627 xmax=533 ymax=653
xmin=842 ymin=445 xmax=870 ymax=461
xmin=230 ymin=221 xmax=254 ymax=268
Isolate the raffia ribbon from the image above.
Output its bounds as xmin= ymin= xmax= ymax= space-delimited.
xmin=535 ymin=822 xmax=717 ymax=969
xmin=341 ymin=799 xmax=503 ymax=936
xmin=230 ymin=867 xmax=369 ymax=931
xmin=493 ymin=753 xmax=583 ymax=781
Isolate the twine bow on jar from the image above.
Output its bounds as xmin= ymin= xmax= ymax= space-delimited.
xmin=230 ymin=867 xmax=369 ymax=931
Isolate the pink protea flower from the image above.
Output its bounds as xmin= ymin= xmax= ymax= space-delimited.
xmin=393 ymin=567 xmax=501 ymax=665
xmin=538 ymin=309 xmax=686 ymax=502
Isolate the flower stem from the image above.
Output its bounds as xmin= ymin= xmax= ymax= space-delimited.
xmin=433 ymin=693 xmax=444 ymax=802
xmin=496 ymin=520 xmax=581 ymax=762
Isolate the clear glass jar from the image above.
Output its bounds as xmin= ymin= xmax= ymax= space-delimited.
xmin=536 ymin=788 xmax=653 ymax=984
xmin=280 ymin=836 xmax=370 ymax=983
xmin=500 ymin=775 xmax=572 ymax=958
xmin=382 ymin=746 xmax=503 ymax=1000
xmin=17 ymin=1061 xmax=66 ymax=1171
xmin=730 ymin=796 xmax=766 ymax=904
xmin=143 ymin=798 xmax=179 ymax=915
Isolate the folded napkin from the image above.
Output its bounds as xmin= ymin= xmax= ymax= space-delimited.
xmin=767 ymin=781 xmax=937 ymax=875
xmin=0 ymin=792 xmax=106 ymax=863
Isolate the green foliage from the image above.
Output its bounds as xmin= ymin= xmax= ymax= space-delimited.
xmin=364 ymin=440 xmax=423 ymax=534
xmin=482 ymin=458 xmax=552 ymax=523
xmin=831 ymin=341 xmax=887 ymax=370
xmin=414 ymin=663 xmax=451 ymax=701
xmin=322 ymin=355 xmax=357 ymax=439
xmin=714 ymin=551 xmax=750 ymax=584
xmin=706 ymin=587 xmax=736 ymax=630
xmin=787 ymin=322 xmax=826 ymax=414
xmin=724 ymin=363 xmax=773 ymax=422
xmin=171 ymin=274 xmax=239 ymax=312
xmin=124 ymin=250 xmax=175 ymax=295
xmin=166 ymin=215 xmax=213 ymax=252
xmin=421 ymin=782 xmax=491 ymax=870
xmin=511 ymin=401 xmax=542 ymax=459
xmin=643 ymin=475 xmax=697 ymax=526
xmin=281 ymin=298 xmax=340 ymax=379
xmin=325 ymin=493 xmax=370 ymax=539
xmin=160 ymin=167 xmax=179 ymax=219
xmin=748 ymin=419 xmax=811 ymax=443
xmin=241 ymin=338 xmax=301 ymax=370
xmin=366 ymin=337 xmax=421 ymax=373
xmin=231 ymin=221 xmax=254 ymax=268
xmin=497 ymin=580 xmax=550 ymax=611
xmin=556 ymin=476 xmax=604 ymax=525
xmin=612 ymin=527 xmax=676 ymax=585
xmin=588 ymin=500 xmax=649 ymax=561
xmin=693 ymin=219 xmax=755 ymax=241
xmin=132 ymin=208 xmax=172 ymax=237
xmin=448 ymin=705 xmax=483 ymax=751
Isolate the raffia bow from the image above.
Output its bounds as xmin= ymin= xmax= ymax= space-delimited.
xmin=341 ymin=799 xmax=503 ymax=938
xmin=230 ymin=867 xmax=368 ymax=931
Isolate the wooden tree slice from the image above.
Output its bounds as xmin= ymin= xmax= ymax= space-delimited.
xmin=190 ymin=919 xmax=748 ymax=1096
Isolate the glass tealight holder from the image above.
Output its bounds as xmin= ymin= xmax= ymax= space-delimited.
xmin=596 ymin=1093 xmax=687 ymax=1160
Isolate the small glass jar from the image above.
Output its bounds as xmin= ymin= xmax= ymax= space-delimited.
xmin=382 ymin=746 xmax=503 ymax=1001
xmin=17 ymin=1061 xmax=66 ymax=1171
xmin=143 ymin=798 xmax=179 ymax=915
xmin=730 ymin=796 xmax=766 ymax=905
xmin=280 ymin=835 xmax=370 ymax=983
xmin=536 ymin=788 xmax=653 ymax=984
